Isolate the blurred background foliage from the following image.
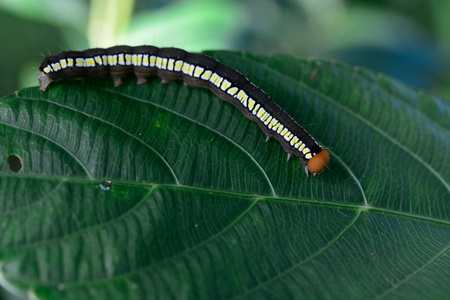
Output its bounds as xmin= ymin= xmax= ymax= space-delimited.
xmin=0 ymin=0 xmax=449 ymax=299
xmin=0 ymin=0 xmax=449 ymax=99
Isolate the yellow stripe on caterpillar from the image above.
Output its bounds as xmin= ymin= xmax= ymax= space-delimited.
xmin=220 ymin=79 xmax=231 ymax=91
xmin=118 ymin=54 xmax=125 ymax=65
xmin=174 ymin=60 xmax=183 ymax=71
xmin=149 ymin=55 xmax=156 ymax=67
xmin=125 ymin=54 xmax=132 ymax=65
xmin=85 ymin=58 xmax=95 ymax=67
xmin=212 ymin=74 xmax=223 ymax=87
xmin=291 ymin=136 xmax=299 ymax=146
xmin=227 ymin=86 xmax=238 ymax=96
xmin=43 ymin=66 xmax=52 ymax=73
xmin=142 ymin=55 xmax=149 ymax=66
xmin=94 ymin=56 xmax=102 ymax=65
xmin=201 ymin=70 xmax=212 ymax=80
xmin=194 ymin=66 xmax=205 ymax=78
xmin=248 ymin=98 xmax=255 ymax=110
xmin=252 ymin=103 xmax=260 ymax=115
xmin=156 ymin=57 xmax=163 ymax=68
xmin=269 ymin=118 xmax=278 ymax=129
xmin=76 ymin=58 xmax=84 ymax=67
xmin=188 ymin=64 xmax=195 ymax=76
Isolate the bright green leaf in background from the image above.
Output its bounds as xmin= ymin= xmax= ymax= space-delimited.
xmin=2 ymin=0 xmax=450 ymax=97
xmin=0 ymin=51 xmax=449 ymax=299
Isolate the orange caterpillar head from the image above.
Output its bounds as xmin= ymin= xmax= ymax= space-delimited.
xmin=307 ymin=149 xmax=329 ymax=174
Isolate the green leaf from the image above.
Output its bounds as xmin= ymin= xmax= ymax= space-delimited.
xmin=0 ymin=51 xmax=449 ymax=299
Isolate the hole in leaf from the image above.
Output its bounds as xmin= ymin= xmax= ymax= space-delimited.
xmin=7 ymin=154 xmax=23 ymax=173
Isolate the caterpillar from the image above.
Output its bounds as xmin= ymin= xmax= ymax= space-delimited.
xmin=38 ymin=45 xmax=329 ymax=175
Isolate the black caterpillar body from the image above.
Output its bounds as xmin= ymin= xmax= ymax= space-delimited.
xmin=39 ymin=45 xmax=329 ymax=174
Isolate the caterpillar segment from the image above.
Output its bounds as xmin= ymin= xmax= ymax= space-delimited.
xmin=39 ymin=45 xmax=329 ymax=174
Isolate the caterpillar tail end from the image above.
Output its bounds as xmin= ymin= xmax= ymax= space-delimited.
xmin=307 ymin=149 xmax=329 ymax=174
xmin=38 ymin=70 xmax=52 ymax=91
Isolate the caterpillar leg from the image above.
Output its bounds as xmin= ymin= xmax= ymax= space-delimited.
xmin=136 ymin=77 xmax=147 ymax=85
xmin=113 ymin=77 xmax=123 ymax=87
xmin=38 ymin=70 xmax=52 ymax=91
xmin=304 ymin=166 xmax=310 ymax=176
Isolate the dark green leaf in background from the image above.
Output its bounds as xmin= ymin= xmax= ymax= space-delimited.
xmin=0 ymin=51 xmax=449 ymax=299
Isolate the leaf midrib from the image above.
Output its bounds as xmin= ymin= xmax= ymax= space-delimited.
xmin=1 ymin=176 xmax=449 ymax=251
xmin=3 ymin=192 xmax=357 ymax=292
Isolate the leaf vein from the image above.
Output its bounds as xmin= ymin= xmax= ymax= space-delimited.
xmin=231 ymin=209 xmax=363 ymax=299
xmin=97 ymin=86 xmax=277 ymax=196
xmin=23 ymin=96 xmax=181 ymax=185
xmin=0 ymin=121 xmax=93 ymax=179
